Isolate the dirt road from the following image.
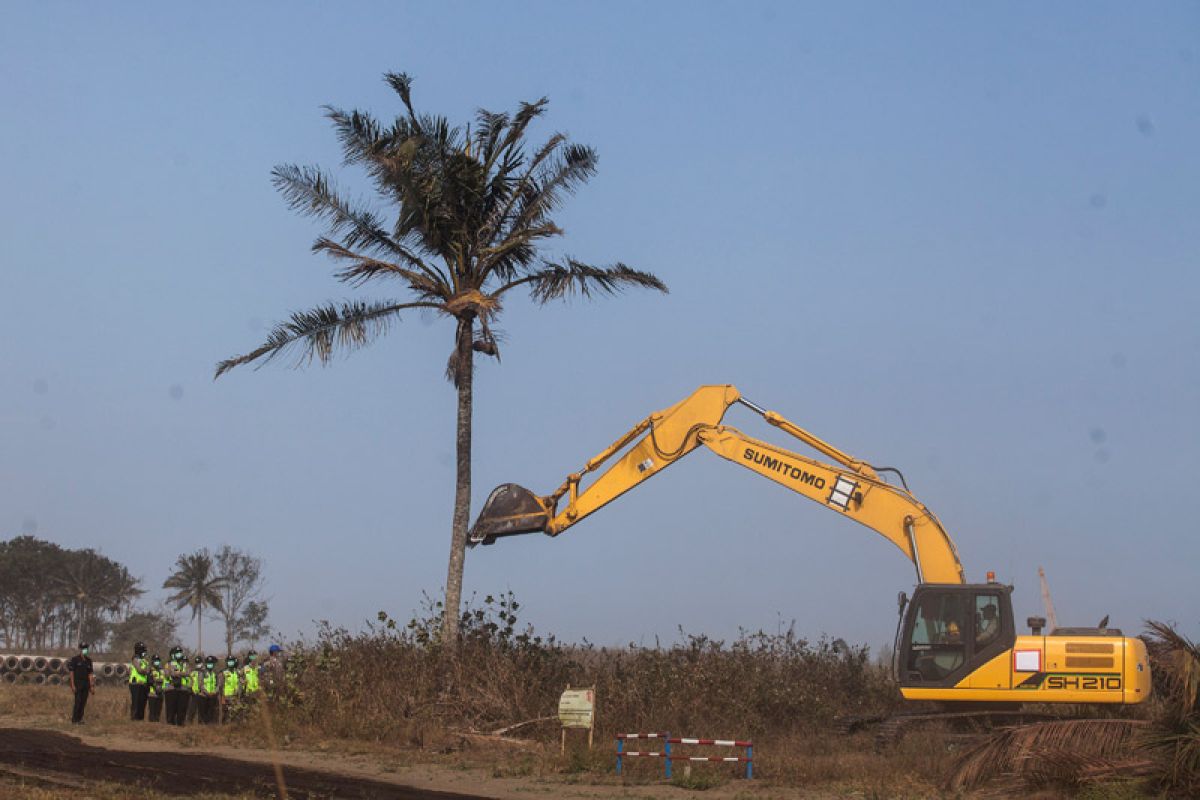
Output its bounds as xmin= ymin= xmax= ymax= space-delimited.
xmin=0 ymin=728 xmax=491 ymax=799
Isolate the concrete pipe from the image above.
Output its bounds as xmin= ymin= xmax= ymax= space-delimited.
xmin=100 ymin=663 xmax=116 ymax=678
xmin=49 ymin=657 xmax=63 ymax=672
xmin=114 ymin=663 xmax=128 ymax=679
xmin=2 ymin=655 xmax=17 ymax=670
xmin=18 ymin=656 xmax=33 ymax=671
xmin=2 ymin=673 xmax=16 ymax=684
xmin=33 ymin=656 xmax=48 ymax=672
xmin=31 ymin=674 xmax=46 ymax=686
xmin=47 ymin=674 xmax=62 ymax=686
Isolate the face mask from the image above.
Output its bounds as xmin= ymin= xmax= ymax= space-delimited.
xmin=82 ymin=648 xmax=89 ymax=656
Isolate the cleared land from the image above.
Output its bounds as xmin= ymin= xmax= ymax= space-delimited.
xmin=0 ymin=727 xmax=484 ymax=799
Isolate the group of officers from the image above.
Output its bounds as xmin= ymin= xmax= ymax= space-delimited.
xmin=66 ymin=639 xmax=285 ymax=725
xmin=126 ymin=641 xmax=280 ymax=725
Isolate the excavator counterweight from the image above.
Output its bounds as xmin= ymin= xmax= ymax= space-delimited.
xmin=470 ymin=484 xmax=551 ymax=545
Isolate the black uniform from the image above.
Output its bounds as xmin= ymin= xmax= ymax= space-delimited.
xmin=65 ymin=653 xmax=94 ymax=723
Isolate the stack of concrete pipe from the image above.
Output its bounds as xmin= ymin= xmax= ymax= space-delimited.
xmin=0 ymin=653 xmax=128 ymax=686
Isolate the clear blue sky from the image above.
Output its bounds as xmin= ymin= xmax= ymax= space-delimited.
xmin=2 ymin=2 xmax=1197 ymax=653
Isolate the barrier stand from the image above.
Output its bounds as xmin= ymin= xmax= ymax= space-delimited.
xmin=615 ymin=732 xmax=669 ymax=776
xmin=668 ymin=737 xmax=753 ymax=780
xmin=615 ymin=733 xmax=753 ymax=780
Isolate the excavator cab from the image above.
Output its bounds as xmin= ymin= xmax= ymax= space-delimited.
xmin=897 ymin=583 xmax=1015 ymax=689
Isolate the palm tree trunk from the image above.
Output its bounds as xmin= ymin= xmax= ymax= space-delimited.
xmin=197 ymin=601 xmax=203 ymax=654
xmin=441 ymin=316 xmax=474 ymax=645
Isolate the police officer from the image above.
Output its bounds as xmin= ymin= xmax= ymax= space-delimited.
xmin=199 ymin=656 xmax=220 ymax=724
xmin=66 ymin=642 xmax=94 ymax=724
xmin=220 ymin=655 xmax=241 ymax=723
xmin=147 ymin=654 xmax=165 ymax=722
xmin=242 ymin=650 xmax=261 ymax=700
xmin=186 ymin=655 xmax=204 ymax=724
xmin=128 ymin=641 xmax=151 ymax=720
xmin=164 ymin=646 xmax=190 ymax=726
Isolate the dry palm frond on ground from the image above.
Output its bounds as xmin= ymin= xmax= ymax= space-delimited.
xmin=945 ymin=718 xmax=1150 ymax=791
xmin=1143 ymin=620 xmax=1200 ymax=794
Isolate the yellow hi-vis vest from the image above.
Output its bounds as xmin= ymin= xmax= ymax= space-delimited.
xmin=202 ymin=670 xmax=218 ymax=695
xmin=243 ymin=664 xmax=260 ymax=693
xmin=129 ymin=656 xmax=149 ymax=685
xmin=148 ymin=668 xmax=164 ymax=696
xmin=222 ymin=670 xmax=240 ymax=697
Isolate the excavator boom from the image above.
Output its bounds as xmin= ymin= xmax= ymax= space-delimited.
xmin=470 ymin=384 xmax=965 ymax=585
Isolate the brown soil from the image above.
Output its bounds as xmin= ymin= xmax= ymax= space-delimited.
xmin=0 ymin=728 xmax=491 ymax=799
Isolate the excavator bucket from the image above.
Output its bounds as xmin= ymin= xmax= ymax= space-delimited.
xmin=468 ymin=483 xmax=553 ymax=546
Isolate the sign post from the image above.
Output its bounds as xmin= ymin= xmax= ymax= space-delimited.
xmin=557 ymin=685 xmax=596 ymax=754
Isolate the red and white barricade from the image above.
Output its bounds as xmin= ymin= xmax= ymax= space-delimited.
xmin=615 ymin=732 xmax=753 ymax=779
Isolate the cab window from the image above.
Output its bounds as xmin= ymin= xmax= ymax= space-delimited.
xmin=907 ymin=592 xmax=968 ymax=680
xmin=975 ymin=594 xmax=1002 ymax=649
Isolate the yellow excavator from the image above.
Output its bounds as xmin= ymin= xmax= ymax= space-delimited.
xmin=470 ymin=385 xmax=1150 ymax=712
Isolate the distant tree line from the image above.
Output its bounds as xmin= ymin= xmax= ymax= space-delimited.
xmin=0 ymin=537 xmax=270 ymax=656
xmin=0 ymin=536 xmax=143 ymax=650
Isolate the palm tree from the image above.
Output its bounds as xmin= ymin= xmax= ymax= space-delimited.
xmin=51 ymin=548 xmax=143 ymax=649
xmin=215 ymin=72 xmax=666 ymax=643
xmin=163 ymin=550 xmax=228 ymax=653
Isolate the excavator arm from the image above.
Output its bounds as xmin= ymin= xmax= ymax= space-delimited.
xmin=469 ymin=385 xmax=965 ymax=585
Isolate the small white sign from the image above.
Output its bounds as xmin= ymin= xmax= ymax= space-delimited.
xmin=1014 ymin=649 xmax=1041 ymax=672
xmin=558 ymin=688 xmax=595 ymax=729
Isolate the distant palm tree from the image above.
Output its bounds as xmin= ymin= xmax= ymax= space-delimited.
xmin=163 ymin=550 xmax=228 ymax=653
xmin=52 ymin=548 xmax=143 ymax=649
xmin=215 ymin=72 xmax=666 ymax=643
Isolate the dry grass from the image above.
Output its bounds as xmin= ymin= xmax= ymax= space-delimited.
xmin=246 ymin=595 xmax=946 ymax=795
xmin=273 ymin=593 xmax=897 ymax=750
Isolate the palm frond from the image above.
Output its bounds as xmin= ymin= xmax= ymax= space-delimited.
xmin=383 ymin=72 xmax=417 ymax=119
xmin=473 ymin=109 xmax=510 ymax=167
xmin=312 ymin=237 xmax=449 ymax=296
xmin=1146 ymin=620 xmax=1200 ymax=717
xmin=498 ymin=260 xmax=668 ymax=303
xmin=324 ymin=105 xmax=392 ymax=168
xmin=214 ymin=300 xmax=439 ymax=378
xmin=503 ymin=143 xmax=597 ymax=241
xmin=946 ymin=719 xmax=1149 ymax=791
xmin=272 ymin=164 xmax=411 ymax=259
xmin=475 ymin=132 xmax=567 ymax=272
xmin=485 ymin=98 xmax=546 ymax=170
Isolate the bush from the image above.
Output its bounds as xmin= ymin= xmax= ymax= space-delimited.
xmin=270 ymin=593 xmax=896 ymax=746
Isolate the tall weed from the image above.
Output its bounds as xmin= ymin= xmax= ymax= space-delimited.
xmin=273 ymin=593 xmax=896 ymax=745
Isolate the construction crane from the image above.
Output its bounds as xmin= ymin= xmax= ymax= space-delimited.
xmin=1038 ymin=566 xmax=1060 ymax=633
xmin=470 ymin=385 xmax=1150 ymax=708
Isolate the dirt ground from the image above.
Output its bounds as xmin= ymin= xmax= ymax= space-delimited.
xmin=0 ymin=722 xmax=837 ymax=800
xmin=0 ymin=687 xmax=912 ymax=798
xmin=0 ymin=727 xmax=484 ymax=799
